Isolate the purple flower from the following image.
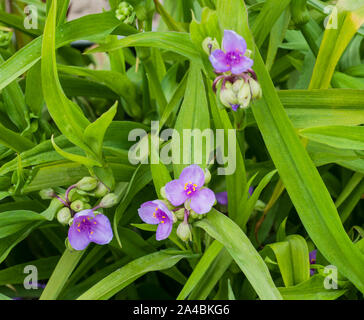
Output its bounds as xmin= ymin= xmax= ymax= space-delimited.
xmin=309 ymin=250 xmax=317 ymax=276
xmin=164 ymin=165 xmax=216 ymax=214
xmin=68 ymin=209 xmax=113 ymax=251
xmin=209 ymin=30 xmax=253 ymax=75
xmin=138 ymin=200 xmax=174 ymax=240
xmin=216 ymin=187 xmax=253 ymax=206
xmin=216 ymin=191 xmax=228 ymax=206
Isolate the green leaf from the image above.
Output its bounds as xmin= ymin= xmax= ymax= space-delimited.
xmin=40 ymin=248 xmax=85 ymax=300
xmin=84 ymin=102 xmax=118 ymax=159
xmin=195 ymin=209 xmax=282 ymax=300
xmin=0 ymin=210 xmax=46 ymax=239
xmin=177 ymin=240 xmax=224 ymax=300
xmin=300 ymin=125 xmax=364 ymax=150
xmin=51 ymin=136 xmax=102 ymax=168
xmin=77 ymin=250 xmax=195 ymax=300
xmin=172 ymin=63 xmax=210 ymax=177
xmin=309 ymin=0 xmax=364 ymax=89
xmin=0 ymin=12 xmax=122 ymax=90
xmin=86 ymin=31 xmax=200 ymax=62
xmin=279 ymin=275 xmax=347 ymax=300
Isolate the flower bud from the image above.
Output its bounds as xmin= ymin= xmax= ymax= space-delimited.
xmin=244 ymin=49 xmax=252 ymax=59
xmin=184 ymin=199 xmax=191 ymax=211
xmin=172 ymin=213 xmax=178 ymax=223
xmin=249 ymin=78 xmax=262 ymax=100
xmin=70 ymin=200 xmax=85 ymax=212
xmin=94 ymin=183 xmax=109 ymax=198
xmin=176 ymin=221 xmax=192 ymax=242
xmin=237 ymin=81 xmax=251 ymax=109
xmin=254 ymin=199 xmax=266 ymax=212
xmin=99 ymin=193 xmax=118 ymax=208
xmin=160 ymin=186 xmax=167 ymax=199
xmin=0 ymin=30 xmax=12 ymax=47
xmin=204 ymin=168 xmax=211 ymax=185
xmin=39 ymin=188 xmax=55 ymax=200
xmin=202 ymin=37 xmax=219 ymax=55
xmin=57 ymin=207 xmax=71 ymax=225
xmin=189 ymin=210 xmax=199 ymax=219
xmin=76 ymin=177 xmax=98 ymax=192
xmin=220 ymin=81 xmax=238 ymax=108
xmin=175 ymin=208 xmax=185 ymax=220
xmin=115 ymin=2 xmax=135 ymax=24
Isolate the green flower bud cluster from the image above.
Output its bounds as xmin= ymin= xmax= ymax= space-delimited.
xmin=0 ymin=29 xmax=12 ymax=47
xmin=115 ymin=2 xmax=136 ymax=25
xmin=39 ymin=176 xmax=119 ymax=226
xmin=219 ymin=77 xmax=262 ymax=111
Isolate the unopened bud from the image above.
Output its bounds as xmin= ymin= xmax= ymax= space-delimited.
xmin=220 ymin=81 xmax=238 ymax=108
xmin=204 ymin=168 xmax=211 ymax=185
xmin=0 ymin=30 xmax=12 ymax=47
xmin=249 ymin=78 xmax=262 ymax=100
xmin=115 ymin=2 xmax=135 ymax=24
xmin=70 ymin=200 xmax=85 ymax=212
xmin=57 ymin=207 xmax=71 ymax=225
xmin=160 ymin=186 xmax=167 ymax=199
xmin=94 ymin=183 xmax=109 ymax=198
xmin=189 ymin=210 xmax=199 ymax=219
xmin=175 ymin=208 xmax=185 ymax=220
xmin=176 ymin=221 xmax=192 ymax=242
xmin=76 ymin=177 xmax=98 ymax=192
xmin=172 ymin=213 xmax=178 ymax=223
xmin=202 ymin=37 xmax=219 ymax=55
xmin=254 ymin=199 xmax=266 ymax=212
xmin=237 ymin=81 xmax=251 ymax=108
xmin=99 ymin=193 xmax=118 ymax=208
xmin=39 ymin=188 xmax=55 ymax=200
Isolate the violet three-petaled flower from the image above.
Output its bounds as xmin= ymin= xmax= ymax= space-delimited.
xmin=164 ymin=165 xmax=216 ymax=214
xmin=68 ymin=209 xmax=113 ymax=251
xmin=138 ymin=200 xmax=174 ymax=241
xmin=309 ymin=249 xmax=317 ymax=276
xmin=209 ymin=30 xmax=253 ymax=75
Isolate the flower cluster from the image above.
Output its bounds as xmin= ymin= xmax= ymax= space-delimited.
xmin=138 ymin=165 xmax=216 ymax=242
xmin=115 ymin=1 xmax=136 ymax=25
xmin=40 ymin=177 xmax=117 ymax=251
xmin=205 ymin=30 xmax=262 ymax=111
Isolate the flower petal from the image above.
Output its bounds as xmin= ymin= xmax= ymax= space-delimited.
xmin=74 ymin=209 xmax=94 ymax=219
xmin=216 ymin=191 xmax=228 ymax=206
xmin=138 ymin=201 xmax=160 ymax=224
xmin=89 ymin=214 xmax=113 ymax=245
xmin=156 ymin=220 xmax=173 ymax=240
xmin=222 ymin=30 xmax=247 ymax=53
xmin=209 ymin=49 xmax=230 ymax=73
xmin=190 ymin=188 xmax=216 ymax=214
xmin=179 ymin=164 xmax=205 ymax=188
xmin=68 ymin=223 xmax=91 ymax=251
xmin=165 ymin=179 xmax=188 ymax=206
xmin=230 ymin=56 xmax=253 ymax=75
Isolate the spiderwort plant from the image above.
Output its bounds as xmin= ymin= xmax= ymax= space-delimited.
xmin=206 ymin=30 xmax=262 ymax=111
